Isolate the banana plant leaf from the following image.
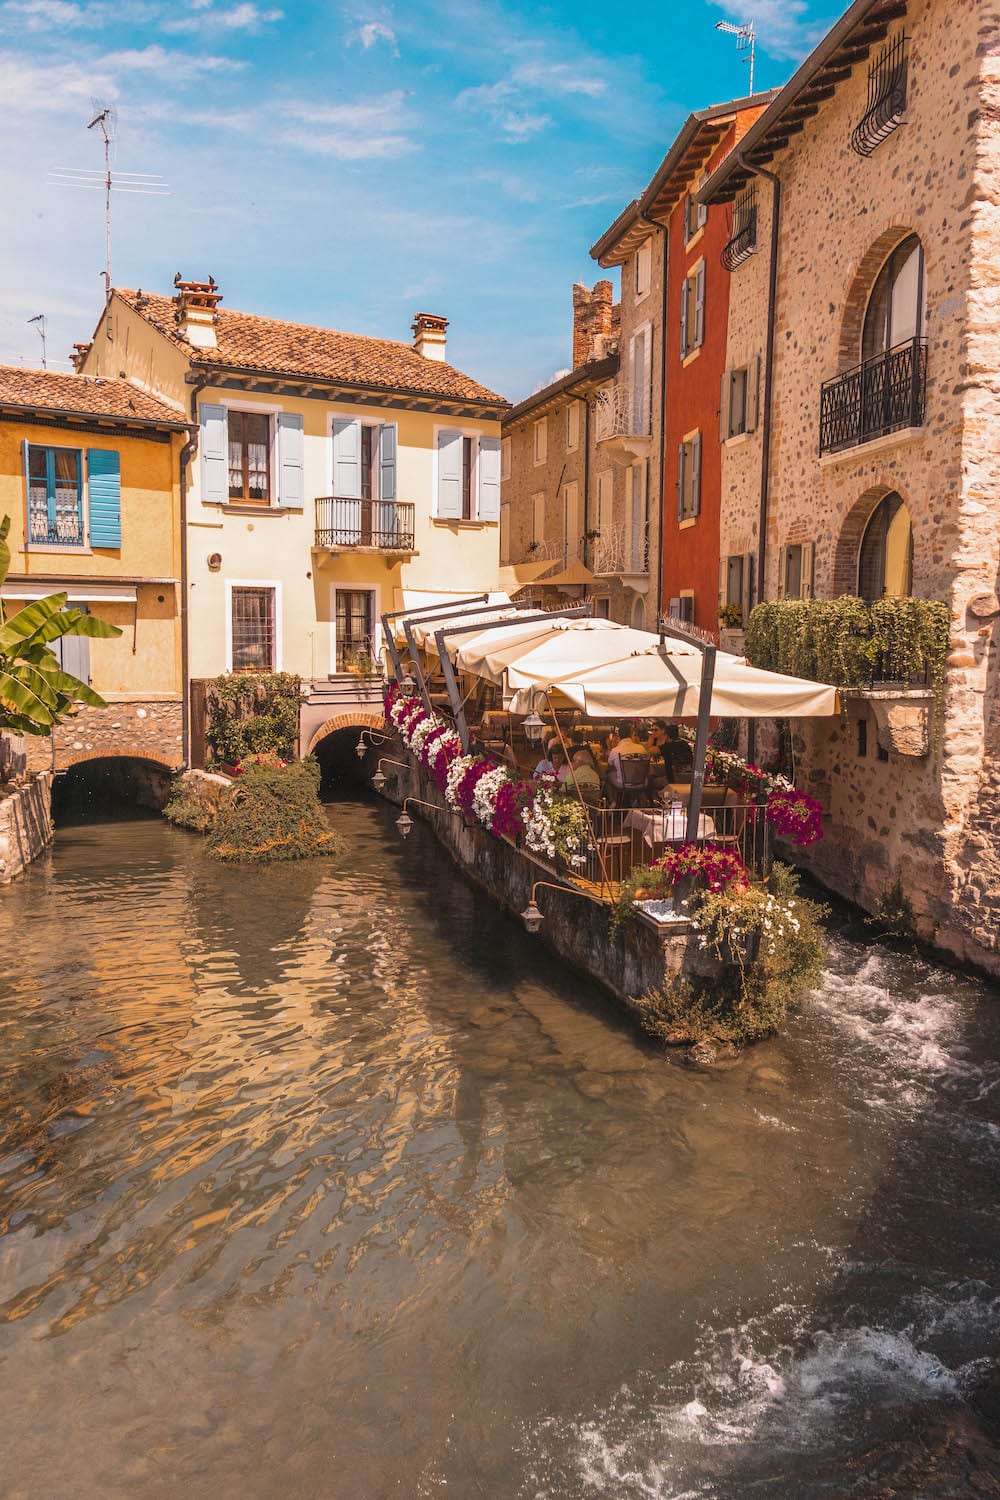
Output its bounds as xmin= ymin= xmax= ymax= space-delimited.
xmin=0 ymin=670 xmax=55 ymax=725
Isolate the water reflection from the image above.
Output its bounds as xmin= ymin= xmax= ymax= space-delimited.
xmin=0 ymin=806 xmax=996 ymax=1498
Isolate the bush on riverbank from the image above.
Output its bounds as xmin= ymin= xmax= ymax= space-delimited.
xmin=205 ymin=673 xmax=301 ymax=766
xmin=208 ymin=757 xmax=344 ymax=864
xmin=164 ymin=771 xmax=231 ymax=834
xmin=629 ymin=864 xmax=827 ymax=1048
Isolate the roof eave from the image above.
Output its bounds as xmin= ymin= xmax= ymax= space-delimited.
xmin=700 ymin=0 xmax=908 ymax=204
xmin=504 ymin=355 xmax=620 ymax=425
xmin=0 ymin=400 xmax=187 ymax=433
xmin=187 ymin=361 xmax=508 ymax=413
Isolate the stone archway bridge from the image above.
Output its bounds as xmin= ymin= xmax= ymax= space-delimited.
xmin=24 ymin=697 xmax=184 ymax=775
xmin=300 ymin=674 xmax=387 ymax=755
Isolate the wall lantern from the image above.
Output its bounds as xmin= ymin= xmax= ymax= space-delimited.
xmin=355 ymin=734 xmax=368 ymax=758
xmin=521 ymin=901 xmax=544 ymax=934
xmin=401 ymin=673 xmax=416 ymax=693
xmin=395 ymin=810 xmax=413 ymax=838
xmin=522 ymin=711 xmax=545 ymax=745
xmin=372 ymin=768 xmax=387 ymax=792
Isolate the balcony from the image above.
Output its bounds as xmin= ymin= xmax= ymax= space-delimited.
xmin=721 ymin=184 xmax=757 ymax=273
xmin=593 ymin=386 xmax=651 ymax=459
xmin=314 ymin=497 xmax=416 ymax=555
xmin=819 ymin=337 xmax=927 ymax=457
xmin=591 ymin=530 xmax=649 ymax=585
xmin=851 ymin=33 xmax=908 ymax=158
xmin=29 ymin=506 xmax=84 ymax=547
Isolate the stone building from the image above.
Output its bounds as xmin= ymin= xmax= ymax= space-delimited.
xmin=500 ymin=282 xmax=644 ymax=625
xmin=0 ymin=366 xmax=187 ymax=776
xmin=702 ymin=0 xmax=1000 ymax=972
xmin=591 ymin=94 xmax=776 ymax=641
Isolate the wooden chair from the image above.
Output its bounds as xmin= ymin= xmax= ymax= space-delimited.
xmin=713 ymin=790 xmax=750 ymax=850
xmin=586 ymin=805 xmax=634 ymax=884
xmin=617 ymin=753 xmax=650 ymax=809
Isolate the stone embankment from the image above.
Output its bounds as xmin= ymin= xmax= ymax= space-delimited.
xmin=0 ymin=773 xmax=53 ymax=882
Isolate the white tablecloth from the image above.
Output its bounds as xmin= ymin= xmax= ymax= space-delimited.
xmin=624 ymin=808 xmax=716 ymax=848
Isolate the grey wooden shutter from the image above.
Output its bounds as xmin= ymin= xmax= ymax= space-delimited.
xmin=719 ymin=371 xmax=732 ymax=441
xmin=694 ymin=263 xmax=706 ymax=348
xmin=680 ymin=281 xmax=689 ymax=359
xmin=744 ymin=553 xmax=756 ymax=616
xmin=676 ymin=443 xmax=685 ymax=521
xmin=379 ymin=423 xmax=397 ymax=502
xmin=58 ymin=605 xmax=90 ymax=684
xmin=802 ymin=540 xmax=815 ymax=599
xmin=437 ymin=430 xmax=463 ymax=518
xmin=746 ymin=354 xmax=761 ymax=432
xmin=200 ymin=403 xmax=227 ymax=505
xmin=478 ymin=436 xmax=501 ymax=521
xmin=333 ymin=418 xmax=361 ymax=498
xmin=718 ymin=556 xmax=728 ymax=609
xmin=277 ymin=412 xmax=304 ymax=507
xmin=691 ymin=433 xmax=702 ymax=516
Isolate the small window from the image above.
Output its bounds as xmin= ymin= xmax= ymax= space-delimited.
xmin=671 ymin=594 xmax=695 ymax=624
xmin=680 ymin=263 xmax=706 ymax=359
xmin=635 ymin=241 xmax=652 ymax=297
xmin=533 ymin=417 xmax=547 ymax=466
xmin=531 ymin=492 xmax=545 ymax=544
xmin=566 ymin=401 xmax=580 ymax=451
xmin=228 ymin=410 xmax=271 ymax=504
xmin=231 ymin=586 xmax=276 ymax=672
xmin=676 ymin=432 xmax=702 ymax=521
xmin=631 ymin=328 xmax=650 ymax=435
xmin=783 ymin=542 xmax=815 ymax=600
xmin=857 ymin=718 xmax=868 ymax=757
xmin=27 ymin=445 xmax=84 ymax=546
xmin=501 ymin=436 xmax=511 ymax=481
xmin=683 ymin=185 xmax=707 ymax=244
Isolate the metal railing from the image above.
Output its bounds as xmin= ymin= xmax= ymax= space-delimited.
xmin=594 ymin=384 xmax=649 ymax=443
xmin=721 ymin=184 xmax=758 ymax=272
xmin=851 ymin=32 xmax=908 ymax=158
xmin=29 ymin=508 xmax=84 ymax=547
xmin=579 ymin=799 xmax=772 ymax=889
xmin=819 ymin=337 xmax=927 ymax=455
xmin=315 ymin=497 xmax=416 ymax=551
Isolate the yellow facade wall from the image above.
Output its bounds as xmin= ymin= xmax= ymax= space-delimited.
xmin=0 ymin=416 xmax=183 ymax=697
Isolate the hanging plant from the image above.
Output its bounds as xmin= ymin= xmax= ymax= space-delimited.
xmin=765 ymin=786 xmax=824 ymax=846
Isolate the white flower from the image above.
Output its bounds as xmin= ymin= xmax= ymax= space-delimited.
xmin=471 ymin=764 xmax=510 ymax=827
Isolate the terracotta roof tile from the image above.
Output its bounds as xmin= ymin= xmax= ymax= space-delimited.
xmin=0 ymin=365 xmax=186 ymax=428
xmin=117 ymin=289 xmax=508 ymax=408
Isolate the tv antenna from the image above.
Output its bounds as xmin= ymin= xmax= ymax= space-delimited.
xmin=716 ymin=18 xmax=756 ymax=95
xmin=27 ymin=314 xmax=47 ymax=369
xmin=48 ymin=103 xmax=169 ymax=301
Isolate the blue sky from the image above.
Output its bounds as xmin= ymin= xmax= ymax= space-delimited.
xmin=2 ymin=0 xmax=841 ymax=400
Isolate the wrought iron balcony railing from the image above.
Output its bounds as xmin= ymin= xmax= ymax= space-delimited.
xmin=594 ymin=385 xmax=650 ymax=444
xmin=819 ymin=337 xmax=927 ymax=456
xmin=591 ymin=530 xmax=648 ymax=577
xmin=851 ymin=33 xmax=908 ymax=158
xmin=315 ymin=497 xmax=416 ymax=551
xmin=29 ymin=506 xmax=85 ymax=547
xmin=721 ymin=184 xmax=757 ymax=273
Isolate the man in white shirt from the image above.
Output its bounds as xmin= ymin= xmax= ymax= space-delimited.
xmin=607 ymin=723 xmax=649 ymax=789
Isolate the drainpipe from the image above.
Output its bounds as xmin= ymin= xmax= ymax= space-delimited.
xmin=736 ymin=152 xmax=781 ymax=606
xmin=582 ymin=394 xmax=591 ymax=603
xmin=634 ymin=213 xmax=670 ymax=627
xmin=179 ymin=374 xmax=210 ymax=768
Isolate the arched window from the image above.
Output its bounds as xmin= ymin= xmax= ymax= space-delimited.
xmin=858 ymin=492 xmax=913 ymax=601
xmin=862 ymin=234 xmax=925 ymax=361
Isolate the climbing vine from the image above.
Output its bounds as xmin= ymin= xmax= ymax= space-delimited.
xmin=205 ymin=673 xmax=302 ymax=766
xmin=744 ymin=596 xmax=949 ymax=690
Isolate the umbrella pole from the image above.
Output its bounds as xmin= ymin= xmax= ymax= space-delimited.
xmin=546 ymin=696 xmax=612 ymax=900
xmin=686 ymin=643 xmax=716 ymax=843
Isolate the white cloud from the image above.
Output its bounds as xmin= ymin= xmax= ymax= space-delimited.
xmin=0 ymin=0 xmax=101 ymax=28
xmin=164 ymin=2 xmax=282 ymax=34
xmin=278 ymin=91 xmax=414 ymax=158
xmin=100 ymin=44 xmax=244 ymax=77
xmin=357 ymin=19 xmax=396 ymax=51
xmin=511 ymin=61 xmax=606 ymax=98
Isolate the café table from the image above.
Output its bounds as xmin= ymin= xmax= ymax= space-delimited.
xmin=624 ymin=806 xmax=716 ymax=849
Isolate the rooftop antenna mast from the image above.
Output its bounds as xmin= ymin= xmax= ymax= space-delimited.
xmin=716 ymin=17 xmax=756 ymax=95
xmin=27 ymin=314 xmax=47 ymax=369
xmin=48 ymin=104 xmax=169 ymax=302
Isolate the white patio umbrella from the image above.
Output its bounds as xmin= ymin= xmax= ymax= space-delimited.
xmin=453 ymin=615 xmax=648 ymax=685
xmin=506 ymin=642 xmax=838 ymax=719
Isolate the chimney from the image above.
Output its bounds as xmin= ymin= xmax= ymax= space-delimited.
xmin=173 ymin=273 xmax=222 ymax=349
xmin=70 ymin=342 xmax=92 ymax=373
xmin=412 ymin=311 xmax=448 ymax=362
xmin=572 ymin=280 xmax=614 ymax=367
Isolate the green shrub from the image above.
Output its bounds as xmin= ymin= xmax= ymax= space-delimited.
xmin=744 ymin=595 xmax=949 ymax=690
xmin=163 ymin=773 xmax=231 ymax=834
xmin=208 ymin=756 xmax=345 ymax=863
xmin=205 ymin=673 xmax=301 ymax=766
xmin=630 ymin=865 xmax=827 ymax=1048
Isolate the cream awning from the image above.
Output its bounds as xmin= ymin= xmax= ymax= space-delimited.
xmin=537 ymin=559 xmax=597 ymax=589
xmin=395 ymin=597 xmax=517 ymax=652
xmin=497 ymin=561 xmax=556 ymax=593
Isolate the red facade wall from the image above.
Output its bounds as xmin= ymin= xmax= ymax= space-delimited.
xmin=660 ymin=124 xmax=738 ymax=639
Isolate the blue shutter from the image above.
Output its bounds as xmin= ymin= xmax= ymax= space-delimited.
xmin=436 ymin=430 xmax=463 ymax=519
xmin=333 ymin=418 xmax=361 ymax=498
xmin=478 ymin=436 xmax=500 ymax=521
xmin=87 ymin=449 xmax=121 ymax=548
xmin=379 ymin=423 xmax=397 ymax=502
xmin=277 ymin=412 xmax=304 ymax=507
xmin=200 ymin=403 xmax=227 ymax=505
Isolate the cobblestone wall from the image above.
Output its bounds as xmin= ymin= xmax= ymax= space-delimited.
xmin=0 ymin=773 xmax=53 ymax=882
xmin=24 ymin=697 xmax=184 ymax=774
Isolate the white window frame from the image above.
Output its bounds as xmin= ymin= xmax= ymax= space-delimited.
xmin=328 ymin=409 xmax=400 ymax=501
xmin=533 ymin=416 xmax=548 ymax=467
xmin=531 ymin=491 xmax=545 ymax=545
xmin=566 ymin=401 xmax=581 ymax=452
xmin=222 ymin=399 xmax=280 ymax=508
xmin=677 ymin=428 xmax=702 ymax=525
xmin=433 ymin=423 xmax=492 ymax=519
xmin=224 ymin=578 xmax=283 ymax=673
xmin=681 ymin=260 xmax=706 ymax=362
xmin=330 ymin=583 xmax=381 ymax=675
xmin=631 ymin=322 xmax=652 ymax=436
xmin=563 ymin=479 xmax=580 ymax=563
xmin=634 ymin=240 xmax=652 ymax=300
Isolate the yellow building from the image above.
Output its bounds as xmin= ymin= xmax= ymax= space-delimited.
xmin=0 ymin=366 xmax=187 ymax=772
xmin=80 ymin=281 xmax=508 ymax=711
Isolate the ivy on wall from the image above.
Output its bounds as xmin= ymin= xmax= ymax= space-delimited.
xmin=744 ymin=597 xmax=950 ymax=690
xmin=205 ymin=673 xmax=302 ymax=766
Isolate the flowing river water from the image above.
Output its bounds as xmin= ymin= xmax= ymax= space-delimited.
xmin=0 ymin=797 xmax=998 ymax=1498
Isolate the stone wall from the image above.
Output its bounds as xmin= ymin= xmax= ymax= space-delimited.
xmin=24 ymin=696 xmax=184 ymax=774
xmin=718 ymin=0 xmax=1000 ymax=969
xmin=0 ymin=773 xmax=53 ymax=882
xmin=373 ymin=747 xmax=719 ymax=1014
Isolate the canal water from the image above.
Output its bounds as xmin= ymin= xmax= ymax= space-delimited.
xmin=0 ymin=800 xmax=997 ymax=1498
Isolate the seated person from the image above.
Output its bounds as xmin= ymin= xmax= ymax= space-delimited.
xmin=534 ymin=745 xmax=565 ymax=780
xmin=607 ymin=723 xmax=650 ymax=789
xmin=568 ymin=750 xmax=602 ymax=803
xmin=662 ymin=724 xmax=693 ymax=779
xmin=647 ymin=720 xmax=669 ymax=753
